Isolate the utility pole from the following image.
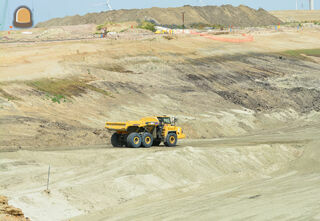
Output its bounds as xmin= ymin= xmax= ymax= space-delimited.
xmin=46 ymin=165 xmax=51 ymax=193
xmin=296 ymin=0 xmax=298 ymax=10
xmin=182 ymin=12 xmax=185 ymax=31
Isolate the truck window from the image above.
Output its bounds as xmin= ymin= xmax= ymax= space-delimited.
xmin=158 ymin=117 xmax=171 ymax=124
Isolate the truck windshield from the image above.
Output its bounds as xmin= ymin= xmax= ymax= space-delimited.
xmin=158 ymin=117 xmax=171 ymax=124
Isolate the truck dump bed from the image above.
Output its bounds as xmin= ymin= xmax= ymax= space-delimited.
xmin=105 ymin=121 xmax=143 ymax=131
xmin=105 ymin=122 xmax=129 ymax=131
xmin=105 ymin=117 xmax=160 ymax=132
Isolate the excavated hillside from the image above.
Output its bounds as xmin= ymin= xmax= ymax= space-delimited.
xmin=36 ymin=5 xmax=281 ymax=28
xmin=0 ymin=28 xmax=320 ymax=149
xmin=1 ymin=23 xmax=320 ymax=221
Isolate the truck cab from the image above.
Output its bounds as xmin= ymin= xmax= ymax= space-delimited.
xmin=157 ymin=116 xmax=186 ymax=140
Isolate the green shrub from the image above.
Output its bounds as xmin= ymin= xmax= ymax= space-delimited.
xmin=161 ymin=24 xmax=185 ymax=29
xmin=96 ymin=21 xmax=115 ymax=31
xmin=190 ymin=23 xmax=224 ymax=30
xmin=120 ymin=28 xmax=129 ymax=33
xmin=281 ymin=48 xmax=320 ymax=61
xmin=50 ymin=94 xmax=66 ymax=104
xmin=137 ymin=21 xmax=156 ymax=32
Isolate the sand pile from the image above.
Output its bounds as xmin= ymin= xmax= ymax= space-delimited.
xmin=0 ymin=196 xmax=28 ymax=221
xmin=36 ymin=5 xmax=281 ymax=28
xmin=270 ymin=10 xmax=320 ymax=22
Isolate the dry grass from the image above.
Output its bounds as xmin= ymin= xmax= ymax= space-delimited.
xmin=96 ymin=64 xmax=134 ymax=73
xmin=281 ymin=49 xmax=320 ymax=60
xmin=26 ymin=78 xmax=111 ymax=98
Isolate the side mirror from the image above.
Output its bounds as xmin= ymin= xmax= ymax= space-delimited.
xmin=172 ymin=117 xmax=178 ymax=124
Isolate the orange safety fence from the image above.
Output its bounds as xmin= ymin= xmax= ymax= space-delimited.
xmin=191 ymin=31 xmax=254 ymax=43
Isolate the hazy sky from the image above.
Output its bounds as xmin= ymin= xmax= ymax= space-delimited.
xmin=0 ymin=0 xmax=318 ymax=30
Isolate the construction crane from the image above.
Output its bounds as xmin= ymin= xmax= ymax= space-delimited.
xmin=0 ymin=0 xmax=9 ymax=30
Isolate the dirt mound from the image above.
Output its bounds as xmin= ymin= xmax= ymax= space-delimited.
xmin=0 ymin=196 xmax=28 ymax=221
xmin=36 ymin=5 xmax=281 ymax=28
xmin=0 ymin=138 xmax=311 ymax=220
xmin=270 ymin=10 xmax=320 ymax=22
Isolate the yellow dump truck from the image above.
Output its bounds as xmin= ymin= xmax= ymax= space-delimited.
xmin=105 ymin=116 xmax=186 ymax=148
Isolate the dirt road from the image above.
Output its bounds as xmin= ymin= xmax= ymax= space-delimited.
xmin=1 ymin=123 xmax=319 ymax=221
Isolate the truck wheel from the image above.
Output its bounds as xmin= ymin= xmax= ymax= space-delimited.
xmin=123 ymin=134 xmax=129 ymax=147
xmin=165 ymin=133 xmax=177 ymax=147
xmin=111 ymin=133 xmax=121 ymax=147
xmin=127 ymin=132 xmax=142 ymax=148
xmin=142 ymin=132 xmax=153 ymax=148
xmin=152 ymin=139 xmax=161 ymax=146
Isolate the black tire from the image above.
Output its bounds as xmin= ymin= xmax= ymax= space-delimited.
xmin=111 ymin=133 xmax=121 ymax=147
xmin=127 ymin=132 xmax=142 ymax=148
xmin=123 ymin=134 xmax=129 ymax=147
xmin=142 ymin=132 xmax=153 ymax=148
xmin=152 ymin=139 xmax=161 ymax=146
xmin=165 ymin=133 xmax=177 ymax=147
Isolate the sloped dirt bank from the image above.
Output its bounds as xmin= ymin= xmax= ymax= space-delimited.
xmin=1 ymin=124 xmax=319 ymax=220
xmin=1 ymin=52 xmax=320 ymax=149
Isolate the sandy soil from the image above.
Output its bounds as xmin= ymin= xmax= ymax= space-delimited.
xmin=1 ymin=26 xmax=320 ymax=81
xmin=1 ymin=24 xmax=320 ymax=220
xmin=1 ymin=124 xmax=319 ymax=221
xmin=1 ymin=27 xmax=320 ymax=148
xmin=0 ymin=195 xmax=28 ymax=221
xmin=270 ymin=10 xmax=320 ymax=22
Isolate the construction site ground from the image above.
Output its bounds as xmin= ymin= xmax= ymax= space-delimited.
xmin=270 ymin=10 xmax=320 ymax=22
xmin=1 ymin=127 xmax=320 ymax=220
xmin=1 ymin=23 xmax=320 ymax=220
